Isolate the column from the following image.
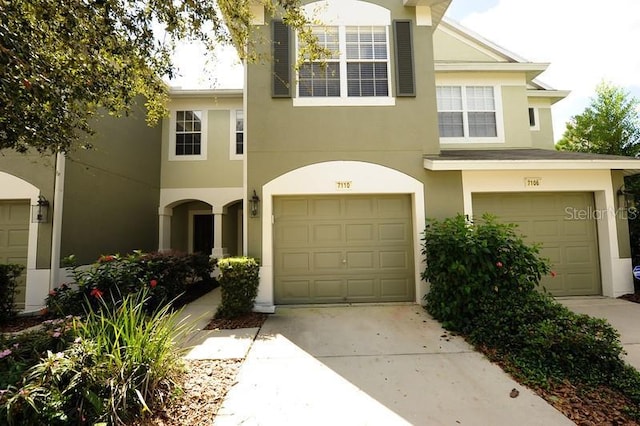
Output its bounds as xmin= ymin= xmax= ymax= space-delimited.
xmin=212 ymin=212 xmax=227 ymax=258
xmin=158 ymin=210 xmax=172 ymax=252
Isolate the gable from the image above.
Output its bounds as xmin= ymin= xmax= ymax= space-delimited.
xmin=433 ymin=20 xmax=516 ymax=63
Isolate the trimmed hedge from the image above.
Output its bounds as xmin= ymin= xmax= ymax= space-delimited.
xmin=215 ymin=257 xmax=259 ymax=319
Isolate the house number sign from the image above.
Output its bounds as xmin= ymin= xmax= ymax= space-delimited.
xmin=336 ymin=181 xmax=353 ymax=190
xmin=525 ymin=177 xmax=542 ymax=188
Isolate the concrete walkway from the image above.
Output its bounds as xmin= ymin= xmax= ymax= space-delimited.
xmin=204 ymin=302 xmax=571 ymax=426
xmin=559 ymin=296 xmax=640 ymax=370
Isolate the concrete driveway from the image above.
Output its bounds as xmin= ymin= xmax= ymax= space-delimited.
xmin=560 ymin=297 xmax=640 ymax=370
xmin=214 ymin=305 xmax=571 ymax=426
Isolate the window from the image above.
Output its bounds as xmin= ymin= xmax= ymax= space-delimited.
xmin=170 ymin=110 xmax=207 ymax=161
xmin=235 ymin=110 xmax=244 ymax=155
xmin=528 ymin=107 xmax=540 ymax=130
xmin=437 ymin=86 xmax=498 ymax=139
xmin=296 ymin=25 xmax=392 ymax=105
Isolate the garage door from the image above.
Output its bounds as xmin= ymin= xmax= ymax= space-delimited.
xmin=274 ymin=195 xmax=415 ymax=304
xmin=0 ymin=200 xmax=30 ymax=307
xmin=473 ymin=192 xmax=600 ymax=296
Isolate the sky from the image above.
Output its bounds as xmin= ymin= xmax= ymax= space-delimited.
xmin=169 ymin=0 xmax=640 ymax=142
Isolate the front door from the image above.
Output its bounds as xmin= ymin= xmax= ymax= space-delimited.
xmin=193 ymin=214 xmax=214 ymax=255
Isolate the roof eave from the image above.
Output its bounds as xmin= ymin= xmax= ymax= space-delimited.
xmin=424 ymin=158 xmax=640 ymax=172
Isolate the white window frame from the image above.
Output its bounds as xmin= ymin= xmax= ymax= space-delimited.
xmin=230 ymin=109 xmax=244 ymax=160
xmin=435 ymin=83 xmax=505 ymax=144
xmin=169 ymin=109 xmax=208 ymax=161
xmin=294 ymin=0 xmax=394 ymax=107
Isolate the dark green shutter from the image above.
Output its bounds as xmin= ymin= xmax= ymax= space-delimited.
xmin=272 ymin=20 xmax=291 ymax=98
xmin=393 ymin=20 xmax=415 ymax=97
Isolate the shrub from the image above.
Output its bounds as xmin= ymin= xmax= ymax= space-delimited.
xmin=3 ymin=289 xmax=190 ymax=425
xmin=0 ymin=264 xmax=24 ymax=323
xmin=422 ymin=214 xmax=640 ymax=406
xmin=422 ymin=214 xmax=549 ymax=333
xmin=46 ymin=251 xmax=215 ymax=316
xmin=215 ymin=257 xmax=260 ymax=319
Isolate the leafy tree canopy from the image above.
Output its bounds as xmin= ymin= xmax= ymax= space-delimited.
xmin=556 ymin=81 xmax=640 ymax=157
xmin=0 ymin=0 xmax=319 ymax=154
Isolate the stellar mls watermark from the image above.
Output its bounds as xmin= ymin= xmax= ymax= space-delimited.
xmin=564 ymin=206 xmax=639 ymax=220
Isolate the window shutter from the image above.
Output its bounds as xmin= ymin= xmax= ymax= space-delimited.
xmin=272 ymin=20 xmax=291 ymax=98
xmin=393 ymin=20 xmax=415 ymax=97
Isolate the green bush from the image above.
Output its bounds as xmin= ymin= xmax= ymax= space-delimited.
xmin=422 ymin=214 xmax=640 ymax=406
xmin=422 ymin=214 xmax=549 ymax=332
xmin=3 ymin=289 xmax=189 ymax=425
xmin=215 ymin=257 xmax=260 ymax=319
xmin=46 ymin=251 xmax=215 ymax=316
xmin=0 ymin=264 xmax=24 ymax=323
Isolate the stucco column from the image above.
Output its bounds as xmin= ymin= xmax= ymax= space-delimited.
xmin=212 ymin=213 xmax=227 ymax=258
xmin=158 ymin=210 xmax=172 ymax=252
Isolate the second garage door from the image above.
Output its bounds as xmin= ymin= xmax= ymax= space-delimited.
xmin=274 ymin=194 xmax=415 ymax=304
xmin=473 ymin=192 xmax=600 ymax=296
xmin=0 ymin=200 xmax=30 ymax=308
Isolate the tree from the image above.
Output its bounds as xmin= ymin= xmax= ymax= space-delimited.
xmin=0 ymin=0 xmax=320 ymax=154
xmin=556 ymin=81 xmax=640 ymax=157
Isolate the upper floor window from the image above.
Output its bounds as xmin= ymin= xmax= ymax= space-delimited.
xmin=437 ymin=86 xmax=499 ymax=140
xmin=170 ymin=110 xmax=207 ymax=161
xmin=235 ymin=110 xmax=244 ymax=156
xmin=528 ymin=107 xmax=540 ymax=131
xmin=287 ymin=0 xmax=396 ymax=107
xmin=298 ymin=25 xmax=391 ymax=101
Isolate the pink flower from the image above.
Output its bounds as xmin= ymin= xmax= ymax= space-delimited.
xmin=150 ymin=279 xmax=158 ymax=288
xmin=496 ymin=261 xmax=503 ymax=268
xmin=98 ymin=255 xmax=115 ymax=263
xmin=90 ymin=288 xmax=104 ymax=299
xmin=48 ymin=289 xmax=57 ymax=296
xmin=0 ymin=349 xmax=12 ymax=359
xmin=52 ymin=332 xmax=61 ymax=338
xmin=550 ymin=271 xmax=557 ymax=278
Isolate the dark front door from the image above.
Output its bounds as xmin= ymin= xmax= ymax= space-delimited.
xmin=193 ymin=214 xmax=214 ymax=255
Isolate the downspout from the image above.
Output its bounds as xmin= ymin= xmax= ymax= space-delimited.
xmin=49 ymin=152 xmax=66 ymax=290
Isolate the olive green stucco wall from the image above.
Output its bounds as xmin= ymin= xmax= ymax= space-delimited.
xmin=433 ymin=25 xmax=504 ymax=63
xmin=61 ymin=102 xmax=162 ymax=264
xmin=423 ymin=170 xmax=464 ymax=220
xmin=246 ymin=1 xmax=440 ymax=259
xmin=161 ymin=98 xmax=243 ymax=189
xmin=0 ymin=151 xmax=56 ymax=268
xmin=531 ymin=106 xmax=556 ymax=149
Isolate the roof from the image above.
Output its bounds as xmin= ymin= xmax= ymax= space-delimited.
xmin=424 ymin=149 xmax=640 ymax=174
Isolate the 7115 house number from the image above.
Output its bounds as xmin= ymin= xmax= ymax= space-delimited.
xmin=336 ymin=181 xmax=352 ymax=190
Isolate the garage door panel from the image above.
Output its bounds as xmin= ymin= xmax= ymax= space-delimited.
xmin=380 ymin=251 xmax=408 ymax=269
xmin=314 ymin=224 xmax=342 ymax=243
xmin=473 ymin=192 xmax=600 ymax=296
xmin=313 ymin=198 xmax=342 ymax=216
xmin=347 ymin=279 xmax=376 ymax=297
xmin=281 ymin=252 xmax=310 ymax=270
xmin=347 ymin=251 xmax=375 ymax=269
xmin=275 ymin=195 xmax=414 ymax=304
xmin=379 ymin=223 xmax=407 ymax=241
xmin=277 ymin=280 xmax=312 ymax=299
xmin=314 ymin=280 xmax=343 ymax=298
xmin=381 ymin=278 xmax=410 ymax=297
xmin=277 ymin=225 xmax=309 ymax=246
xmin=8 ymin=230 xmax=28 ymax=247
xmin=279 ymin=199 xmax=309 ymax=217
xmin=346 ymin=224 xmax=374 ymax=242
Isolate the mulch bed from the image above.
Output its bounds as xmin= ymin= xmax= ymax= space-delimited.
xmin=620 ymin=293 xmax=640 ymax=304
xmin=0 ymin=315 xmax=47 ymax=333
xmin=204 ymin=312 xmax=268 ymax=330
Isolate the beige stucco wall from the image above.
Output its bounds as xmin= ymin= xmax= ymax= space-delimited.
xmin=612 ymin=171 xmax=632 ymax=258
xmin=423 ymin=170 xmax=464 ymax=220
xmin=529 ymin=99 xmax=556 ymax=149
xmin=433 ymin=23 xmax=505 ymax=63
xmin=61 ymin=102 xmax=162 ymax=264
xmin=161 ymin=96 xmax=243 ymax=189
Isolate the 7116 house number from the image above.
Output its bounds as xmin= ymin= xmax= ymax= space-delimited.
xmin=336 ymin=181 xmax=352 ymax=190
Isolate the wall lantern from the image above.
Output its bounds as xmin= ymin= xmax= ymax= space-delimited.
xmin=249 ymin=190 xmax=261 ymax=218
xmin=32 ymin=195 xmax=50 ymax=223
xmin=617 ymin=186 xmax=636 ymax=210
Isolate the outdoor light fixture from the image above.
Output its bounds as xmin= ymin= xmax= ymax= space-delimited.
xmin=249 ymin=190 xmax=261 ymax=218
xmin=617 ymin=186 xmax=636 ymax=210
xmin=32 ymin=195 xmax=50 ymax=223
